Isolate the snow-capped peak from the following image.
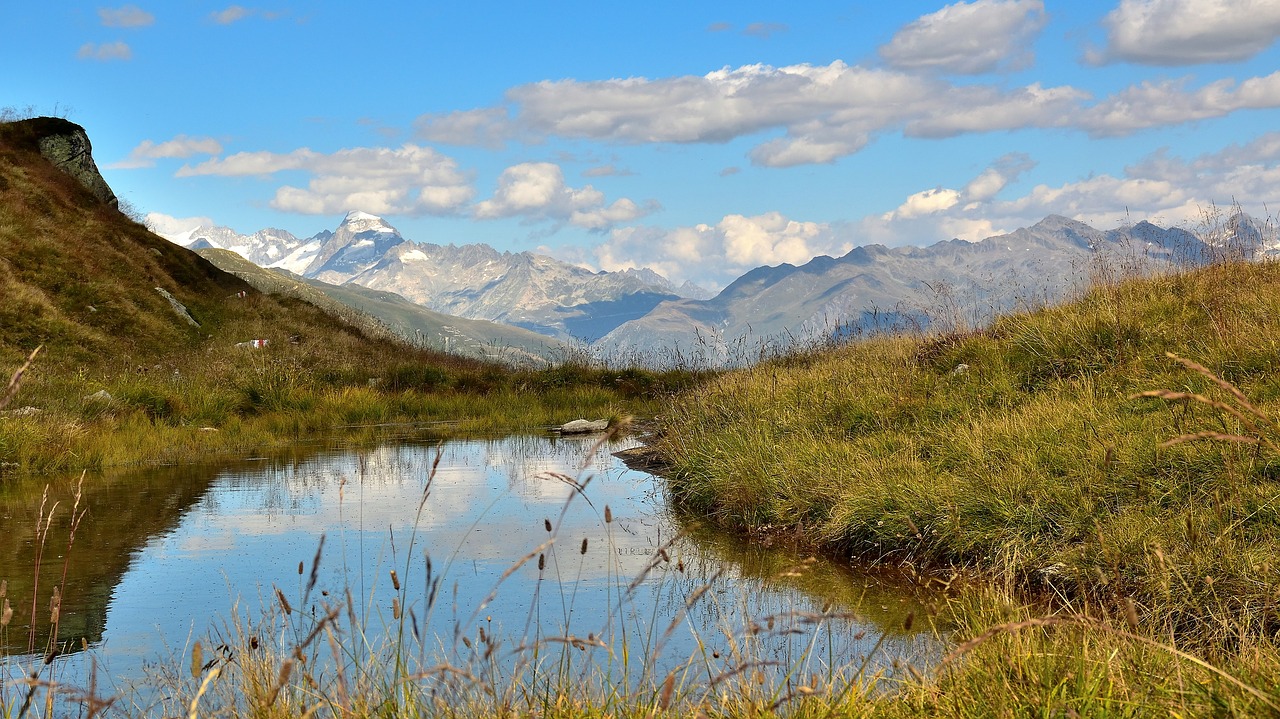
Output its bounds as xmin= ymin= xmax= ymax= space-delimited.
xmin=338 ymin=210 xmax=401 ymax=238
xmin=343 ymin=210 xmax=383 ymax=223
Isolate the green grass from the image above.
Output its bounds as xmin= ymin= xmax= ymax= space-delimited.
xmin=647 ymin=259 xmax=1280 ymax=714
xmin=0 ymin=118 xmax=711 ymax=474
xmin=8 ymin=115 xmax=1280 ymax=715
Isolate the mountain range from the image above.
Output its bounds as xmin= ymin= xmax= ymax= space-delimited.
xmin=195 ymin=248 xmax=567 ymax=365
xmin=163 ymin=211 xmax=710 ymax=342
xmin=594 ymin=215 xmax=1220 ymax=364
xmin=163 ymin=209 xmax=1255 ymax=366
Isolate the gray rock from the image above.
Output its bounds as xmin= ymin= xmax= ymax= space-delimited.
xmin=559 ymin=419 xmax=609 ymax=434
xmin=155 ymin=287 xmax=200 ymax=327
xmin=33 ymin=119 xmax=118 ymax=208
xmin=84 ymin=389 xmax=114 ymax=403
xmin=1 ymin=406 xmax=43 ymax=417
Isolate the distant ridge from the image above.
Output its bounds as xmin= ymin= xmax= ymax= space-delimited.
xmin=594 ymin=215 xmax=1215 ymax=365
xmin=196 ymin=247 xmax=565 ymax=365
xmin=162 ymin=212 xmax=710 ymax=341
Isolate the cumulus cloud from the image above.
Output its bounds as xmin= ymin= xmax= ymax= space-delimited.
xmin=474 ymin=162 xmax=654 ymax=230
xmin=1094 ymin=0 xmax=1280 ymax=65
xmin=76 ymin=41 xmax=132 ymax=61
xmin=595 ymin=212 xmax=852 ymax=287
xmin=964 ymin=152 xmax=1036 ymax=202
xmin=144 ymin=211 xmax=214 ymax=236
xmin=861 ymin=138 xmax=1280 ymax=249
xmin=99 ymin=4 xmax=154 ymax=27
xmin=880 ymin=0 xmax=1047 ymax=74
xmin=905 ymin=82 xmax=1089 ymax=137
xmin=883 ymin=188 xmax=962 ymax=221
xmin=507 ymin=62 xmax=935 ymax=146
xmin=880 ymin=153 xmax=1034 ymax=222
xmin=110 ymin=135 xmax=223 ymax=169
xmin=178 ymin=144 xmax=475 ymax=216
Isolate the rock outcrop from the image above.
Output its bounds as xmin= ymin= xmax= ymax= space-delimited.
xmin=7 ymin=117 xmax=119 ymax=207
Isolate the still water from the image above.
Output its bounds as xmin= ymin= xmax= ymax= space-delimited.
xmin=1 ymin=434 xmax=943 ymax=708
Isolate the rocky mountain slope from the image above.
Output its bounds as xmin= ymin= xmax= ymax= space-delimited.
xmin=197 ymin=248 xmax=566 ymax=365
xmin=165 ymin=212 xmax=707 ymax=341
xmin=595 ymin=216 xmax=1212 ymax=365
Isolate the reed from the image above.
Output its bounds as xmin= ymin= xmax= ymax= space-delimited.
xmin=1 ymin=432 xmax=931 ymax=719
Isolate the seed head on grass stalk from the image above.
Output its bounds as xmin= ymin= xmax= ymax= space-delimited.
xmin=1130 ymin=352 xmax=1280 ymax=454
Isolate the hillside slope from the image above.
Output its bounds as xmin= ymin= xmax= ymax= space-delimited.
xmin=197 ymin=248 xmax=566 ymax=365
xmin=655 ymin=258 xmax=1280 ymax=648
xmin=0 ymin=117 xmax=252 ymax=367
xmin=0 ymin=118 xmax=663 ymax=473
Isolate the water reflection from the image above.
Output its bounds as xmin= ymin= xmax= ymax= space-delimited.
xmin=0 ymin=435 xmax=943 ymax=701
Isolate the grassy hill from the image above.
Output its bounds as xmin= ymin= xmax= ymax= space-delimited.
xmin=0 ymin=118 xmax=699 ymax=473
xmin=653 ymin=258 xmax=1280 ymax=713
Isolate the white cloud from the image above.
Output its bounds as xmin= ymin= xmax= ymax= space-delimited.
xmin=414 ymin=62 xmax=1062 ymax=167
xmin=882 ymin=153 xmax=1035 ymax=222
xmin=594 ymin=212 xmax=851 ymax=287
xmin=178 ymin=144 xmax=474 ymax=216
xmin=1076 ymin=72 xmax=1280 ymax=136
xmin=1096 ymin=0 xmax=1280 ymax=65
xmin=861 ymin=137 xmax=1280 ymax=248
xmin=964 ymin=152 xmax=1036 ymax=201
xmin=76 ymin=41 xmax=132 ymax=61
xmin=748 ymin=136 xmax=868 ymax=167
xmin=407 ymin=59 xmax=1280 ymax=167
xmin=507 ymin=62 xmax=937 ymax=148
xmin=110 ymin=135 xmax=223 ymax=169
xmin=905 ymin=82 xmax=1089 ymax=137
xmin=99 ymin=4 xmax=154 ymax=28
xmin=883 ymin=188 xmax=962 ymax=221
xmin=144 ymin=212 xmax=213 ymax=236
xmin=210 ymin=5 xmax=252 ymax=24
xmin=474 ymin=162 xmax=654 ymax=230
xmin=880 ymin=0 xmax=1047 ymax=74
xmin=413 ymin=108 xmax=520 ymax=148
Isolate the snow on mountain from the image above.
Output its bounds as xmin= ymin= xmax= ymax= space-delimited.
xmin=156 ymin=222 xmax=324 ymax=275
xmin=305 ymin=210 xmax=409 ymax=280
xmin=158 ymin=210 xmax=702 ymax=341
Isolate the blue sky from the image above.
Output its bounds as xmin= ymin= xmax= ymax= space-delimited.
xmin=8 ymin=1 xmax=1280 ymax=288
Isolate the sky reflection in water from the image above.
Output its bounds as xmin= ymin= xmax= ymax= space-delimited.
xmin=1 ymin=434 xmax=942 ymax=700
